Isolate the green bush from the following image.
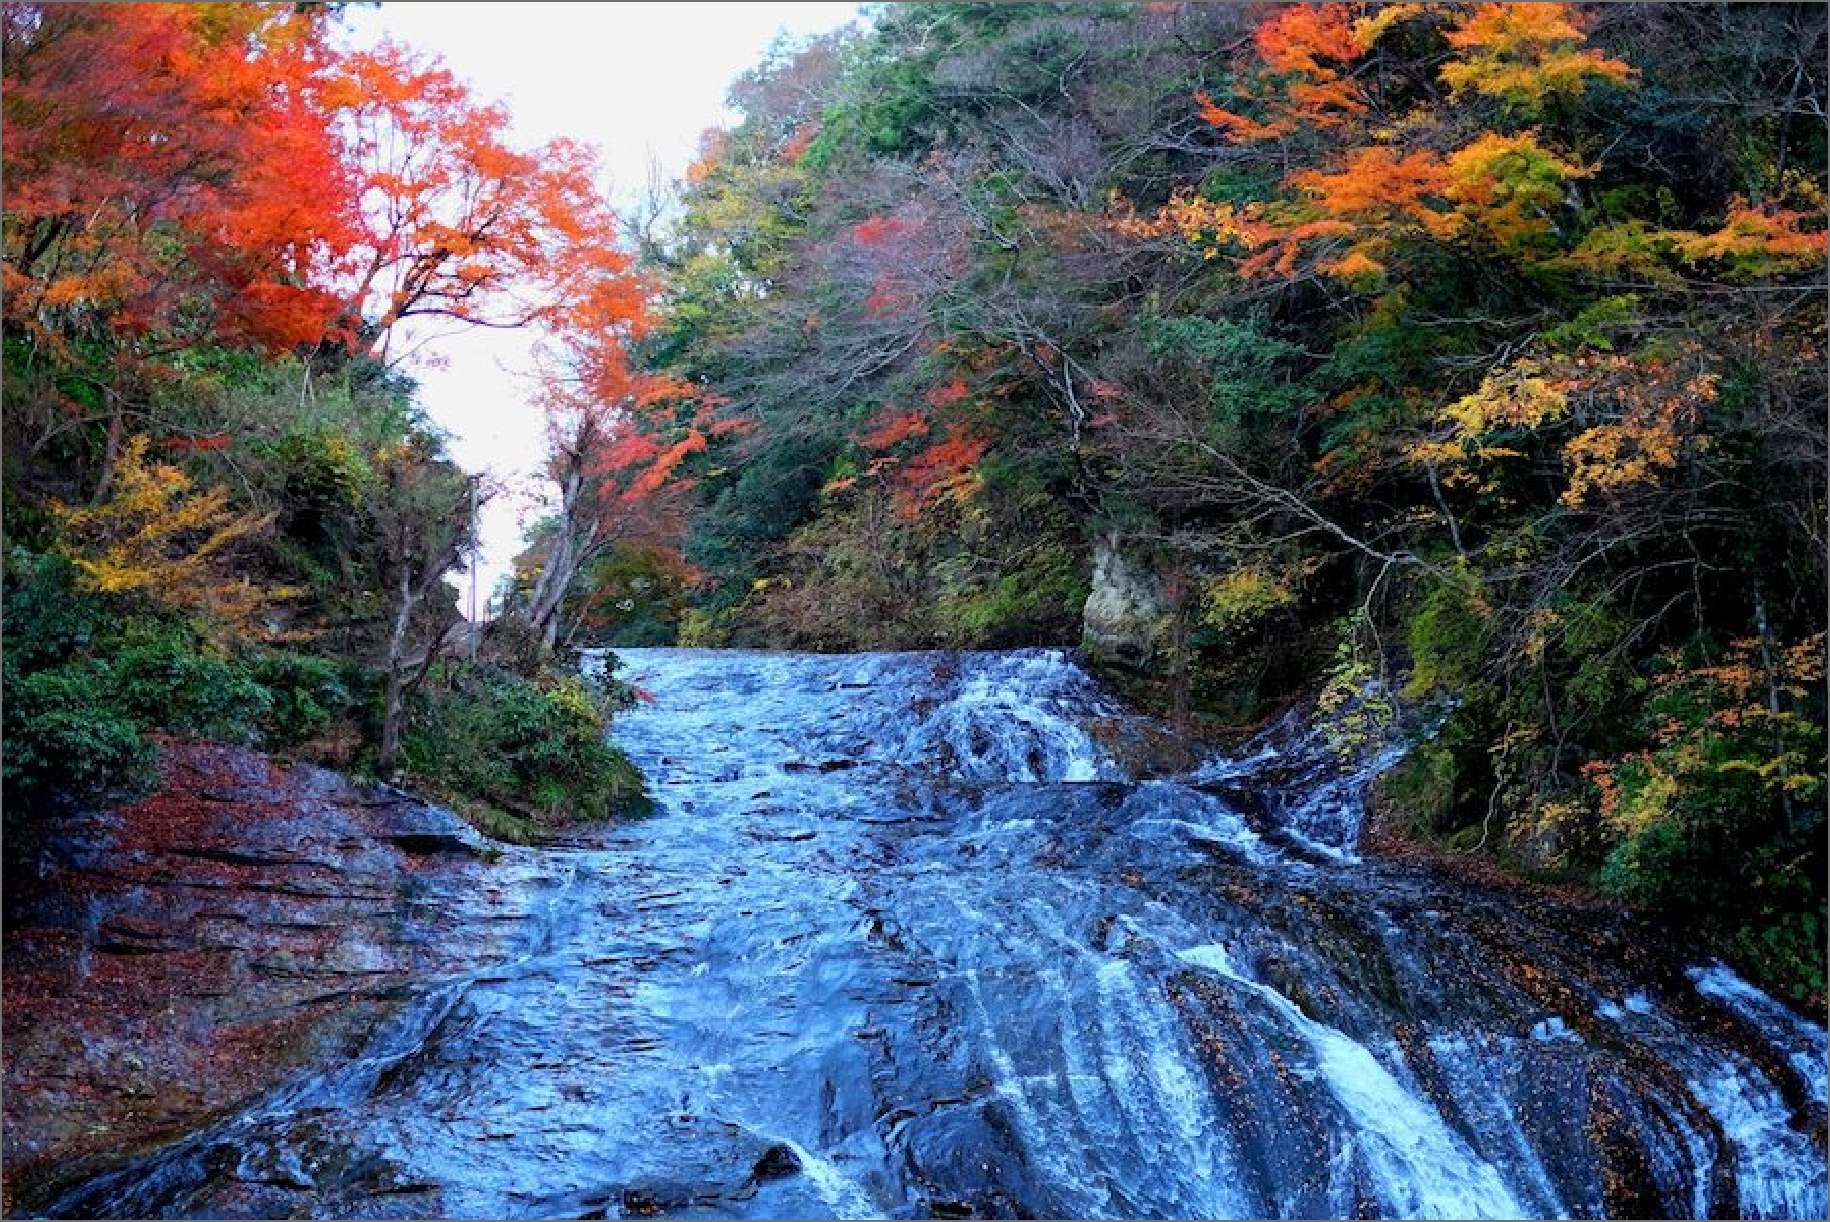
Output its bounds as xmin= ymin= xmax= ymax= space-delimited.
xmin=2 ymin=657 xmax=157 ymax=807
xmin=1379 ymin=738 xmax=1460 ymax=837
xmin=932 ymin=544 xmax=1086 ymax=646
xmin=401 ymin=663 xmax=647 ymax=836
xmin=1 ymin=548 xmax=109 ymax=671
xmin=2 ymin=547 xmax=368 ymax=811
xmin=246 ymin=650 xmax=354 ymax=746
xmin=108 ymin=630 xmax=273 ymax=744
xmin=1401 ymin=577 xmax=1489 ymax=699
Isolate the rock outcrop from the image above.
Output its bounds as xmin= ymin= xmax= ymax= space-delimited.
xmin=1 ymin=740 xmax=513 ymax=1213
xmin=1080 ymin=532 xmax=1172 ymax=668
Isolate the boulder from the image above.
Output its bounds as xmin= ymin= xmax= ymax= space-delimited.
xmin=1080 ymin=532 xmax=1172 ymax=668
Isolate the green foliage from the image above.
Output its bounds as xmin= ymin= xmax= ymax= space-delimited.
xmin=689 ymin=433 xmax=842 ymax=597
xmin=1 ymin=548 xmax=110 ymax=671
xmin=1379 ymin=738 xmax=1461 ymax=838
xmin=1542 ymin=294 xmax=1642 ymax=352
xmin=1592 ymin=639 xmax=1827 ymax=1001
xmin=932 ymin=543 xmax=1086 ymax=645
xmin=107 ymin=630 xmax=274 ymax=743
xmin=1142 ymin=314 xmax=1305 ymax=437
xmin=2 ymin=656 xmax=158 ymax=808
xmin=401 ymin=662 xmax=648 ymax=833
xmin=1402 ymin=578 xmax=1490 ymax=698
xmin=575 ymin=544 xmax=689 ymax=647
xmin=246 ymin=650 xmax=355 ymax=747
xmin=4 ymin=545 xmax=358 ymax=809
xmin=270 ymin=429 xmax=372 ymax=513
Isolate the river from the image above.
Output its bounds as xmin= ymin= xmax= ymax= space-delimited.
xmin=45 ymin=648 xmax=1828 ymax=1219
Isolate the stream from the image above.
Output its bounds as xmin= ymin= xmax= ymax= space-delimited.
xmin=44 ymin=647 xmax=1828 ymax=1219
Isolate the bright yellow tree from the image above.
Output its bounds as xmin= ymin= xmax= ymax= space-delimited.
xmin=51 ymin=437 xmax=293 ymax=632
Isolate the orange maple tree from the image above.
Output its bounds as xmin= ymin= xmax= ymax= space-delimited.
xmin=1 ymin=3 xmax=354 ymax=352
xmin=336 ymin=43 xmax=645 ymax=362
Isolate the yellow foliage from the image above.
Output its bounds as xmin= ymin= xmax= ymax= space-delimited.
xmin=1560 ymin=420 xmax=1680 ymax=507
xmin=1609 ymin=758 xmax=1678 ymax=835
xmin=1441 ymin=131 xmax=1587 ymax=249
xmin=1413 ymin=359 xmax=1572 ymax=478
xmin=51 ymin=436 xmax=292 ymax=631
xmin=1200 ymin=566 xmax=1297 ymax=632
xmin=1352 ymin=3 xmax=1432 ymax=49
xmin=1671 ymin=199 xmax=1828 ymax=279
xmin=1444 ymin=360 xmax=1572 ymax=434
xmin=1440 ymin=3 xmax=1633 ymax=111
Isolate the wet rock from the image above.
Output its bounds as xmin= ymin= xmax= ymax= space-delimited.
xmin=381 ymin=832 xmax=484 ymax=859
xmin=783 ymin=757 xmax=861 ymax=774
xmin=22 ymin=650 xmax=1830 ymax=1220
xmin=749 ymin=1143 xmax=802 ymax=1181
xmin=94 ymin=915 xmax=189 ymax=956
xmin=2 ymin=740 xmax=510 ymax=1214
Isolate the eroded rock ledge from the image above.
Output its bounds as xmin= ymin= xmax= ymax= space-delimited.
xmin=2 ymin=741 xmax=509 ymax=1213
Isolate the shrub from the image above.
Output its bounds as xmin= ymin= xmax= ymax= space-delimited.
xmin=1 ymin=548 xmax=109 ymax=671
xmin=2 ymin=657 xmax=156 ymax=807
xmin=933 ymin=544 xmax=1086 ymax=646
xmin=109 ymin=630 xmax=273 ymax=744
xmin=246 ymin=650 xmax=354 ymax=747
xmin=401 ymin=662 xmax=647 ymax=836
xmin=677 ymin=607 xmax=733 ymax=647
xmin=1401 ymin=576 xmax=1489 ymax=699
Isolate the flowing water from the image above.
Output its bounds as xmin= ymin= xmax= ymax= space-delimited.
xmin=44 ymin=648 xmax=1828 ymax=1219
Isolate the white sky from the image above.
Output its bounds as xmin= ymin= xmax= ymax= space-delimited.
xmin=340 ymin=2 xmax=861 ymax=612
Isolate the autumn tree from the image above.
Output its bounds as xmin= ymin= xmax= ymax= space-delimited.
xmin=336 ymin=43 xmax=644 ymax=368
xmin=1 ymin=2 xmax=356 ymax=497
xmin=49 ymin=436 xmax=293 ymax=636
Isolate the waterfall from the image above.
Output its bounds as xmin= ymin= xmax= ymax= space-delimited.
xmin=42 ymin=647 xmax=1827 ymax=1220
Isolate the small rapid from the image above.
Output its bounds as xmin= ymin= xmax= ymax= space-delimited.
xmin=41 ymin=648 xmax=1827 ymax=1219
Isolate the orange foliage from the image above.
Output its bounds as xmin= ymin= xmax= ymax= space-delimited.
xmin=864 ymin=272 xmax=917 ymax=317
xmin=782 ymin=121 xmax=821 ymax=163
xmin=1193 ymin=3 xmax=1366 ymax=142
xmin=1440 ymin=3 xmax=1632 ymax=110
xmin=1674 ymin=200 xmax=1828 ymax=278
xmin=1559 ymin=358 xmax=1715 ymax=508
xmin=1195 ymin=89 xmax=1292 ymax=143
xmin=1291 ymin=146 xmax=1448 ymax=225
xmin=896 ymin=428 xmax=989 ymax=517
xmin=859 ymin=410 xmax=931 ymax=450
xmin=1255 ymin=3 xmax=1362 ymax=76
xmin=626 ymin=431 xmax=706 ymax=499
xmin=340 ymin=42 xmax=642 ymax=352
xmin=2 ymin=3 xmax=650 ymax=369
xmin=925 ymin=377 xmax=970 ymax=409
xmin=2 ymin=3 xmax=353 ymax=351
xmin=851 ymin=214 xmax=911 ymax=247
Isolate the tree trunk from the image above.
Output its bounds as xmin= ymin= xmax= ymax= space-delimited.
xmin=377 ymin=563 xmax=416 ymax=778
xmin=522 ymin=458 xmax=605 ymax=645
xmin=91 ymin=401 xmax=126 ymax=504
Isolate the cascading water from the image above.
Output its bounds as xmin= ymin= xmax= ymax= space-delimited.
xmin=41 ymin=648 xmax=1827 ymax=1219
